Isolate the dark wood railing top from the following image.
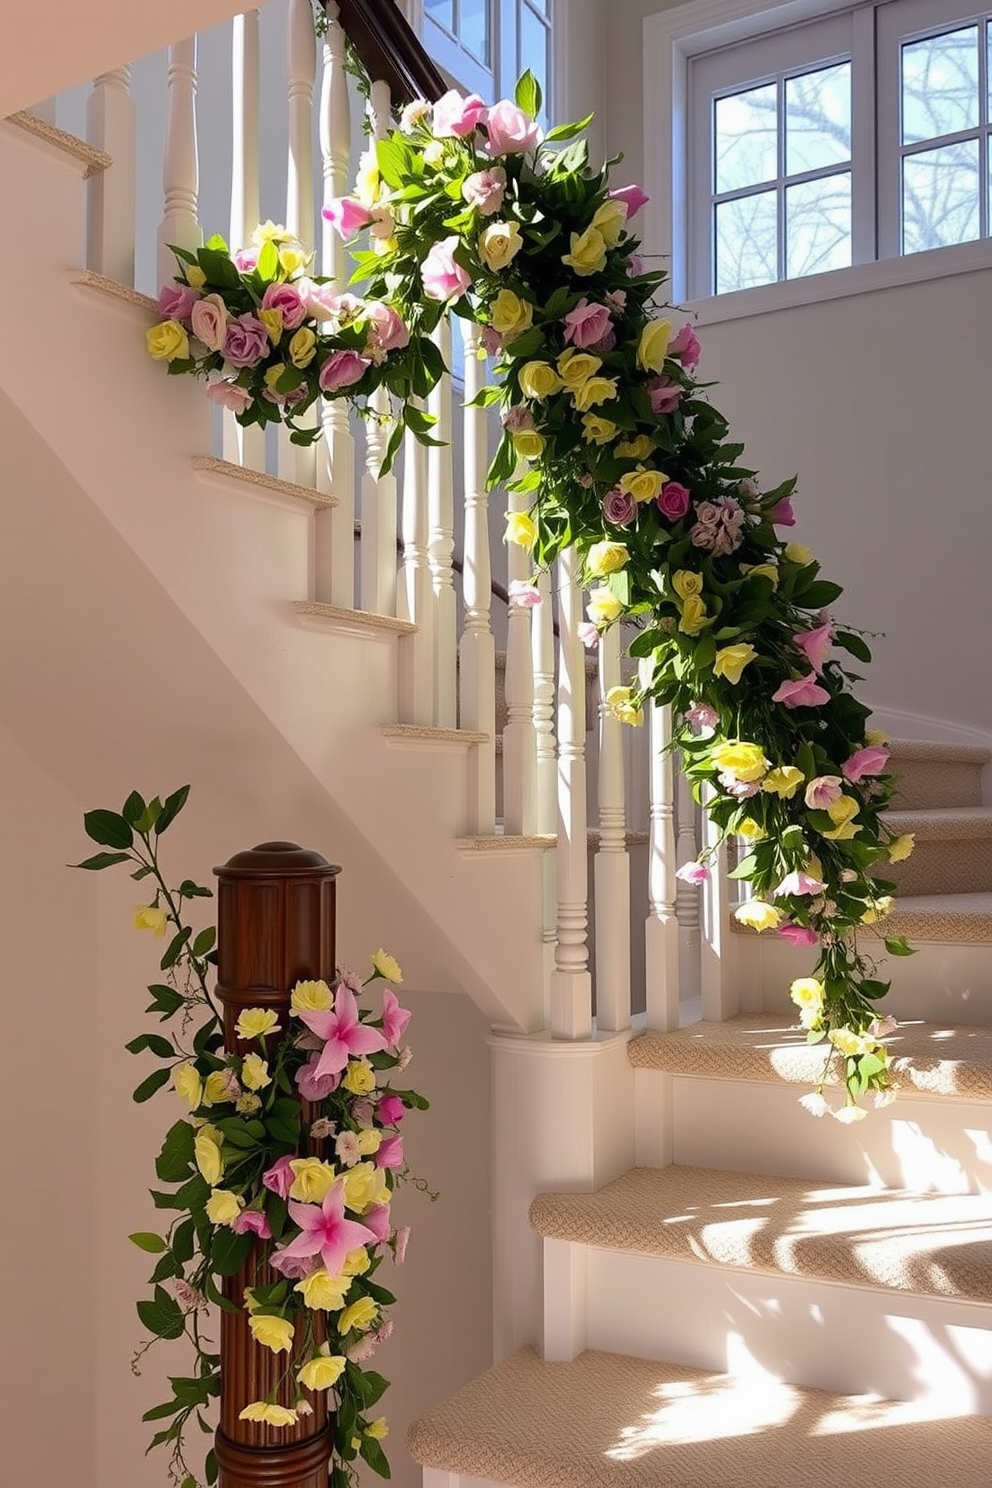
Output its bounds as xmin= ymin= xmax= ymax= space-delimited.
xmin=331 ymin=0 xmax=448 ymax=106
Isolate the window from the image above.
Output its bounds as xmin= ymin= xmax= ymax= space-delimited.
xmin=678 ymin=0 xmax=992 ymax=299
xmin=420 ymin=0 xmax=554 ymax=123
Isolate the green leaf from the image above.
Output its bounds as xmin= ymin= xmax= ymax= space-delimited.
xmin=129 ymin=1232 xmax=168 ymax=1253
xmin=202 ymin=1273 xmax=242 ymax=1316
xmin=210 ymin=1228 xmax=253 ymax=1277
xmin=146 ymin=984 xmax=185 ymax=1017
xmin=192 ymin=927 xmax=216 ymax=958
xmin=74 ymin=850 xmax=132 ymax=871
xmin=206 ymin=1448 xmax=218 ymax=1485
xmin=172 ymin=1216 xmax=196 ymax=1265
xmin=798 ymin=579 xmax=844 ymax=609
xmin=178 ymin=878 xmax=212 ymax=899
xmin=136 ymin=797 xmax=163 ymax=833
xmin=161 ymin=926 xmax=192 ymax=971
xmin=150 ymin=1250 xmax=180 ymax=1283
xmin=836 ymin=630 xmax=873 ymax=664
xmin=157 ymin=785 xmax=191 ymax=835
xmin=545 ymin=113 xmax=594 ymax=143
xmin=137 ymin=1286 xmax=185 ymax=1340
xmin=122 ymin=790 xmax=147 ymax=825
xmin=156 ymin=1120 xmax=196 ymax=1183
xmin=142 ymin=1399 xmax=185 ymax=1422
xmin=515 ymin=68 xmax=542 ymax=118
xmin=146 ymin=1424 xmax=183 ymax=1452
xmin=359 ymin=1435 xmax=392 ymax=1479
xmin=83 ymin=809 xmax=133 ymax=849
xmin=133 ymin=1068 xmax=172 ymax=1104
xmin=884 ymin=936 xmax=917 ymax=957
xmin=198 ymin=247 xmax=241 ymax=288
xmin=126 ymin=1032 xmax=175 ymax=1059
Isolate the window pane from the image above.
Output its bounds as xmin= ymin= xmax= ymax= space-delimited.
xmin=785 ymin=63 xmax=851 ymax=175
xmin=988 ymin=20 xmax=992 ymax=124
xmin=461 ymin=0 xmax=490 ymax=64
xmin=714 ymin=84 xmax=778 ymax=194
xmin=425 ymin=0 xmax=454 ymax=33
xmin=527 ymin=0 xmax=549 ymax=13
xmin=715 ymin=190 xmax=778 ymax=291
xmin=520 ymin=6 xmax=548 ymax=116
xmin=902 ymin=26 xmax=979 ymax=144
xmin=902 ymin=139 xmax=980 ymax=251
xmin=786 ymin=171 xmax=851 ymax=276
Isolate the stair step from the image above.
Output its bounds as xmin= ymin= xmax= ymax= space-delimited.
xmin=455 ymin=832 xmax=556 ymax=855
xmin=888 ymin=740 xmax=989 ymax=811
xmin=191 ymin=456 xmax=337 ymax=511
xmin=380 ymin=724 xmax=490 ymax=748
xmin=69 ymin=267 xmax=156 ymax=314
xmin=3 ymin=112 xmax=111 ymax=176
xmin=629 ymin=1013 xmax=992 ymax=1100
xmin=876 ymin=891 xmax=992 ymax=943
xmin=408 ymin=1344 xmax=992 ymax=1487
xmin=292 ymin=601 xmax=415 ymax=638
xmin=882 ymin=808 xmax=992 ymax=895
xmin=530 ymin=1164 xmax=992 ymax=1305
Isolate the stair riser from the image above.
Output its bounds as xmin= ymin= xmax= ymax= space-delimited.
xmin=885 ymin=837 xmax=992 ymax=896
xmin=635 ymin=1070 xmax=992 ymax=1194
xmin=891 ymin=760 xmax=985 ymax=811
xmin=547 ymin=1244 xmax=992 ymax=1412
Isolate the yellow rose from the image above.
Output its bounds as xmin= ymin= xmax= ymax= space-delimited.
xmin=338 ymin=1296 xmax=379 ymax=1334
xmin=829 ymin=1027 xmax=873 ymax=1057
xmin=202 ymin=1070 xmax=234 ymax=1106
xmin=288 ymin=327 xmax=317 ymax=369
xmin=619 ymin=465 xmax=665 ymax=504
xmin=512 ymin=430 xmax=546 ymax=461
xmin=762 ymin=766 xmax=805 ymax=799
xmin=241 ymin=1053 xmax=271 ymax=1092
xmin=671 ymin=570 xmax=703 ymax=600
xmin=342 ymin=1162 xmax=388 ymax=1212
xmin=205 ymin=1189 xmax=244 ymax=1226
xmin=820 ymin=795 xmax=862 ymax=841
xmin=557 ymin=349 xmax=603 ymax=389
xmin=173 ymin=1062 xmax=203 ymax=1109
xmin=278 ymin=245 xmax=308 ymax=277
xmin=194 ymin=1127 xmax=224 ymax=1186
xmin=264 ymin=365 xmax=288 ymax=397
xmin=356 ymin=1128 xmax=382 ymax=1155
xmin=355 ymin=149 xmax=381 ymax=207
xmin=259 ymin=307 xmax=283 ymax=343
xmin=239 ymin=1401 xmax=298 ymax=1427
xmin=423 ymin=140 xmax=445 ymax=167
xmin=252 ymin=220 xmax=294 ymax=245
xmin=342 ymin=1246 xmax=371 ymax=1276
xmin=713 ymin=644 xmax=757 ymax=684
xmin=678 ymin=597 xmax=709 ymax=636
xmin=573 ymin=376 xmax=618 ymax=411
xmin=736 ymin=818 xmax=767 ymax=841
xmin=562 ymin=226 xmax=607 ymax=276
xmin=784 ymin=542 xmax=814 ymax=566
xmin=616 ymin=435 xmax=655 ymax=460
xmin=743 ymin=562 xmax=779 ymax=587
xmin=289 ymin=1158 xmax=337 ymax=1204
xmin=734 ymin=900 xmax=780 ymax=931
xmin=249 ymin=1314 xmax=295 ymax=1355
xmin=862 ymin=895 xmax=894 ymax=924
xmin=889 ymin=834 xmax=915 ymax=863
xmin=371 ymin=949 xmax=403 ymax=983
xmin=478 ymin=220 xmax=523 ymax=272
xmin=591 ymin=199 xmax=627 ymax=247
xmin=366 ymin=1418 xmax=390 ymax=1441
xmin=790 ymin=977 xmax=824 ymax=1016
xmin=146 ymin=320 xmax=190 ymax=362
xmin=711 ymin=741 xmax=769 ymax=782
xmin=866 ymin=729 xmax=888 ymax=747
xmin=291 ymin=979 xmax=334 ymax=1013
xmin=133 ymin=904 xmax=168 ymax=937
xmin=586 ymin=541 xmax=629 ymax=577
xmin=582 ymin=414 xmax=617 ymax=445
xmin=636 ymin=318 xmax=673 ymax=373
xmin=297 ymin=1351 xmax=347 ymax=1390
xmin=606 ymin=686 xmax=644 ymax=726
xmin=185 ymin=265 xmax=207 ymax=289
xmin=586 ymin=587 xmax=624 ymax=626
xmin=490 ymin=290 xmax=534 ymax=338
xmin=342 ymin=1059 xmax=376 ymax=1095
xmin=505 ymin=511 xmax=538 ymax=548
xmin=295 ymin=1269 xmax=351 ymax=1311
xmin=518 ymin=361 xmax=563 ymax=400
xmin=243 ymin=1288 xmax=260 ymax=1312
xmin=235 ymin=1008 xmax=280 ymax=1041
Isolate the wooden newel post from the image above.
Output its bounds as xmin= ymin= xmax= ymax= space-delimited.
xmin=213 ymin=841 xmax=340 ymax=1488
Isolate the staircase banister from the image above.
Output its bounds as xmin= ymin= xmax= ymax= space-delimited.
xmin=328 ymin=0 xmax=448 ymax=106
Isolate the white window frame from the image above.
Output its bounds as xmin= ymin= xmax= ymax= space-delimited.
xmin=643 ymin=0 xmax=992 ymax=323
xmin=414 ymin=0 xmax=555 ymax=117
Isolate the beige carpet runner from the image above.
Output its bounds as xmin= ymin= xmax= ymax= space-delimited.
xmin=529 ymin=1165 xmax=992 ymax=1304
xmin=408 ymin=1345 xmax=992 ymax=1487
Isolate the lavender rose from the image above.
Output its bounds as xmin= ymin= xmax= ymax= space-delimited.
xmin=223 ymin=313 xmax=270 ymax=369
xmin=657 ymin=481 xmax=691 ymax=520
xmin=603 ymin=487 xmax=637 ymax=526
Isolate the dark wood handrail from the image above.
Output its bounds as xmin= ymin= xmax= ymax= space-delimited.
xmin=330 ymin=0 xmax=448 ymax=106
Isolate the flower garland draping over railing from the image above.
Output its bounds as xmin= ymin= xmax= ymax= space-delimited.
xmin=146 ymin=67 xmax=915 ymax=1119
xmin=75 ymin=789 xmax=425 ymax=1488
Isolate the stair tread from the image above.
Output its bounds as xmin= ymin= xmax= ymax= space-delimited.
xmin=884 ymin=806 xmax=992 ymax=838
xmin=191 ymin=456 xmax=337 ymax=509
xmin=629 ymin=1013 xmax=992 ymax=1100
xmin=888 ymin=739 xmax=991 ymax=765
xmin=408 ymin=1344 xmax=992 ymax=1487
xmin=529 ymin=1163 xmax=992 ymax=1304
xmin=292 ymin=601 xmax=416 ymax=636
xmin=4 ymin=112 xmax=111 ymax=176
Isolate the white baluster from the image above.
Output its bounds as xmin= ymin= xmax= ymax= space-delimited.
xmin=397 ymin=420 xmax=435 ymax=725
xmin=594 ymin=627 xmax=631 ymax=1031
xmin=502 ymin=478 xmax=537 ymax=834
xmin=280 ymin=0 xmax=317 ymax=488
xmin=428 ymin=318 xmax=457 ymax=727
xmin=86 ymin=67 xmax=135 ymax=285
xmin=675 ymin=755 xmax=702 ymax=1005
xmin=316 ymin=3 xmax=356 ymax=606
xmin=550 ymin=547 xmax=592 ymax=1040
xmin=643 ymin=668 xmax=680 ymax=1031
xmin=157 ymin=38 xmax=200 ymax=291
xmin=700 ymin=783 xmax=739 ymax=1022
xmin=459 ymin=324 xmax=496 ymax=832
xmin=224 ymin=11 xmax=264 ymax=471
xmin=532 ymin=569 xmax=556 ymax=835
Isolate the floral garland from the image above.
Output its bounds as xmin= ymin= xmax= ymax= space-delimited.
xmin=146 ymin=67 xmax=915 ymax=1118
xmin=75 ymin=788 xmax=425 ymax=1488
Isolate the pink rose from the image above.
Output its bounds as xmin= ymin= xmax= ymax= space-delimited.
xmin=603 ymin=487 xmax=637 ymax=526
xmin=657 ymin=481 xmax=691 ymax=520
xmin=158 ymin=283 xmax=198 ymax=323
xmin=205 ymin=378 xmax=252 ymax=415
xmin=503 ymin=405 xmax=535 ymax=433
xmin=190 ymin=293 xmax=229 ymax=352
xmin=322 ymin=196 xmax=373 ymax=239
xmin=318 ymin=349 xmax=371 ymax=393
xmin=421 ymin=236 xmax=472 ymax=302
xmin=648 ymin=376 xmax=683 ymax=415
xmin=609 ymin=184 xmax=650 ymax=219
xmin=262 ymin=281 xmax=307 ymax=331
xmin=772 ymin=672 xmax=832 ymax=709
xmin=563 ymin=299 xmax=612 ymax=349
xmin=869 ymin=1015 xmax=899 ymax=1037
xmin=305 ymin=284 xmax=364 ymax=326
xmin=233 ymin=246 xmax=258 ymax=273
xmin=376 ymin=1134 xmax=404 ymax=1170
xmin=676 ymin=861 xmax=710 ymax=885
xmin=842 ymin=746 xmax=890 ymax=782
xmin=794 ymin=622 xmax=833 ymax=674
xmin=364 ymin=302 xmax=410 ymax=353
xmin=508 ymin=580 xmax=543 ymax=608
xmin=669 ymin=322 xmax=701 ymax=371
xmin=296 ymin=1055 xmax=340 ymax=1100
xmin=685 ymin=702 xmax=718 ymax=731
xmin=269 ymin=1246 xmax=318 ymax=1280
xmin=778 ymin=923 xmax=818 ymax=947
xmin=262 ymin=1154 xmax=295 ymax=1199
xmin=223 ymin=313 xmax=270 ymax=369
xmin=627 ymin=255 xmax=645 ymax=277
xmin=577 ymin=622 xmax=600 ymax=649
xmin=485 ymin=98 xmax=541 ymax=156
xmin=433 ymin=88 xmax=488 ymax=138
xmin=462 ymin=167 xmax=507 ymax=215
xmin=233 ymin=1209 xmax=272 ymax=1239
xmin=377 ymin=1094 xmax=405 ymax=1125
xmin=804 ymin=775 xmax=843 ymax=810
xmin=480 ymin=326 xmax=503 ymax=358
xmin=767 ymin=497 xmax=796 ymax=527
xmin=776 ymin=871 xmax=825 ymax=897
xmin=724 ymin=779 xmax=760 ymax=799
xmin=588 ymin=329 xmax=617 ymax=353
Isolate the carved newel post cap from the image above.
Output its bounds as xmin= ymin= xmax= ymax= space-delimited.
xmin=217 ymin=842 xmax=341 ymax=878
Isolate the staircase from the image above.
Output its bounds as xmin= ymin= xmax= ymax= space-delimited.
xmin=3 ymin=5 xmax=992 ymax=1486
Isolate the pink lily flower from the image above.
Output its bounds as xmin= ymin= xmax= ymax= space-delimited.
xmin=772 ymin=673 xmax=831 ymax=709
xmin=775 ymin=871 xmax=825 ymax=897
xmin=382 ymin=990 xmax=412 ymax=1049
xmin=842 ymin=746 xmax=890 ymax=782
xmin=767 ymin=497 xmax=796 ymax=526
xmin=298 ymin=983 xmax=388 ymax=1082
xmin=277 ymin=1181 xmax=377 ymax=1277
xmin=363 ymin=1203 xmax=392 ymax=1243
xmin=676 ymin=861 xmax=710 ymax=886
xmin=777 ymin=923 xmax=818 ymax=947
xmin=794 ymin=623 xmax=833 ymax=674
xmin=233 ymin=1209 xmax=272 ymax=1240
xmin=376 ymin=1134 xmax=404 ymax=1170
